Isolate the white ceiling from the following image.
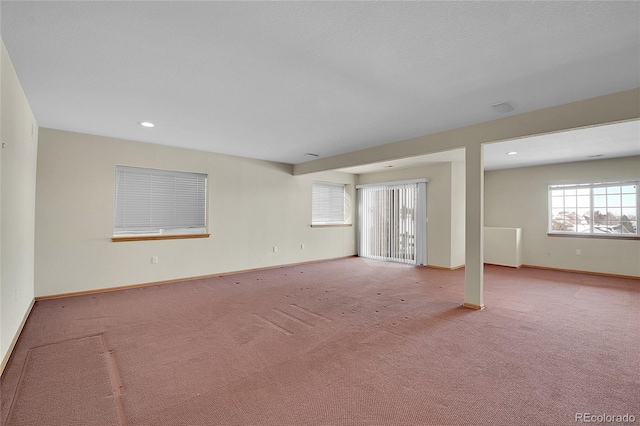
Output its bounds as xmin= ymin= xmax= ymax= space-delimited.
xmin=483 ymin=120 xmax=640 ymax=171
xmin=1 ymin=1 xmax=639 ymax=169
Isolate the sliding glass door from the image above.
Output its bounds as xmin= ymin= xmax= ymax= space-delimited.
xmin=357 ymin=180 xmax=427 ymax=265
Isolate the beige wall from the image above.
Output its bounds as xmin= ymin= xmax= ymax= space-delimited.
xmin=35 ymin=129 xmax=356 ymax=297
xmin=485 ymin=156 xmax=640 ymax=277
xmin=357 ymin=162 xmax=465 ymax=268
xmin=1 ymin=40 xmax=38 ymax=363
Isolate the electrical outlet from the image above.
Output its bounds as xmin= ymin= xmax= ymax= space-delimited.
xmin=575 ymin=249 xmax=581 ymax=256
xmin=151 ymin=256 xmax=159 ymax=264
xmin=273 ymin=246 xmax=278 ymax=253
xmin=300 ymin=244 xmax=304 ymax=250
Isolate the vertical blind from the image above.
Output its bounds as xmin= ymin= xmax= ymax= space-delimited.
xmin=312 ymin=181 xmax=346 ymax=224
xmin=114 ymin=166 xmax=207 ymax=235
xmin=358 ymin=180 xmax=427 ymax=265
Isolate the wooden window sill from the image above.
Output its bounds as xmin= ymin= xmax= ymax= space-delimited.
xmin=311 ymin=224 xmax=352 ymax=228
xmin=112 ymin=234 xmax=210 ymax=242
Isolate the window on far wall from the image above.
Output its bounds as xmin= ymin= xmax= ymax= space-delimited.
xmin=114 ymin=165 xmax=207 ymax=237
xmin=548 ymin=180 xmax=639 ymax=237
xmin=312 ymin=181 xmax=350 ymax=225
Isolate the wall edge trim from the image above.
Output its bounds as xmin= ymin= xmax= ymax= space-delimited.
xmin=521 ymin=264 xmax=639 ymax=280
xmin=462 ymin=302 xmax=485 ymax=310
xmin=427 ymin=264 xmax=465 ymax=271
xmin=484 ymin=262 xmax=522 ymax=269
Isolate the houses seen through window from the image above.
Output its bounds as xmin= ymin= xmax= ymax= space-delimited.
xmin=549 ymin=181 xmax=638 ymax=236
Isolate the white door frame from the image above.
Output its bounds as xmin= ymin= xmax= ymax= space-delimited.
xmin=357 ymin=179 xmax=428 ymax=265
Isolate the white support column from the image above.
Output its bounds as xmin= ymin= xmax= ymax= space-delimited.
xmin=464 ymin=143 xmax=484 ymax=310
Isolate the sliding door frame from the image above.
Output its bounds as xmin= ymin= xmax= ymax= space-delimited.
xmin=357 ymin=179 xmax=428 ymax=266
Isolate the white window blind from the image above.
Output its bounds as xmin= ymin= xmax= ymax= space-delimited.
xmin=312 ymin=181 xmax=347 ymax=224
xmin=114 ymin=166 xmax=207 ymax=236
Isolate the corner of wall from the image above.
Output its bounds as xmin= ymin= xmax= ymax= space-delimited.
xmin=484 ymin=156 xmax=640 ymax=277
xmin=1 ymin=37 xmax=39 ymax=365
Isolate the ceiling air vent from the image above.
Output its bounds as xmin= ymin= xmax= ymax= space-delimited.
xmin=492 ymin=102 xmax=514 ymax=113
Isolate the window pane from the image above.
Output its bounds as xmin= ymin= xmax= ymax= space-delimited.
xmin=606 ymin=208 xmax=622 ymax=220
xmin=556 ymin=211 xmax=577 ymax=232
xmin=593 ymin=195 xmax=606 ymax=207
xmin=575 ymin=209 xmax=590 ymax=232
xmin=622 ymin=221 xmax=637 ymax=234
xmin=593 ymin=187 xmax=606 ymax=195
xmin=577 ymin=188 xmax=590 ymax=196
xmin=551 ymin=190 xmax=564 ymax=197
xmin=565 ymin=189 xmax=576 ymax=196
xmin=621 ymin=185 xmax=636 ymax=194
xmin=593 ymin=210 xmax=607 ymax=226
xmin=621 ymin=194 xmax=636 ymax=207
xmin=551 ymin=196 xmax=564 ymax=208
xmin=577 ymin=196 xmax=590 ymax=208
xmin=552 ymin=209 xmax=564 ymax=218
xmin=608 ymin=221 xmax=621 ymax=234
xmin=607 ymin=186 xmax=621 ymax=194
xmin=551 ymin=212 xmax=572 ymax=231
xmin=575 ymin=225 xmax=590 ymax=233
xmin=607 ymin=194 xmax=621 ymax=206
xmin=565 ymin=197 xmax=577 ymax=208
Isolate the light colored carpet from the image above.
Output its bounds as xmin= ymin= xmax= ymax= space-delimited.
xmin=4 ymin=334 xmax=122 ymax=425
xmin=2 ymin=258 xmax=639 ymax=425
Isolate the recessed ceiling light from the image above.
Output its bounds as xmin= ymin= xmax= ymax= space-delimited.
xmin=492 ymin=102 xmax=514 ymax=113
xmin=139 ymin=121 xmax=155 ymax=128
xmin=587 ymin=154 xmax=604 ymax=158
xmin=304 ymin=153 xmax=319 ymax=157
xmin=386 ymin=165 xmax=394 ymax=168
xmin=507 ymin=151 xmax=518 ymax=155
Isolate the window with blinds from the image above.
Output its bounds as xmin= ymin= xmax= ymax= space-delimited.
xmin=114 ymin=165 xmax=207 ymax=236
xmin=312 ymin=181 xmax=348 ymax=225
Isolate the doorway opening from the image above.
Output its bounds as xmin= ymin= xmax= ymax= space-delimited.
xmin=357 ymin=179 xmax=427 ymax=265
